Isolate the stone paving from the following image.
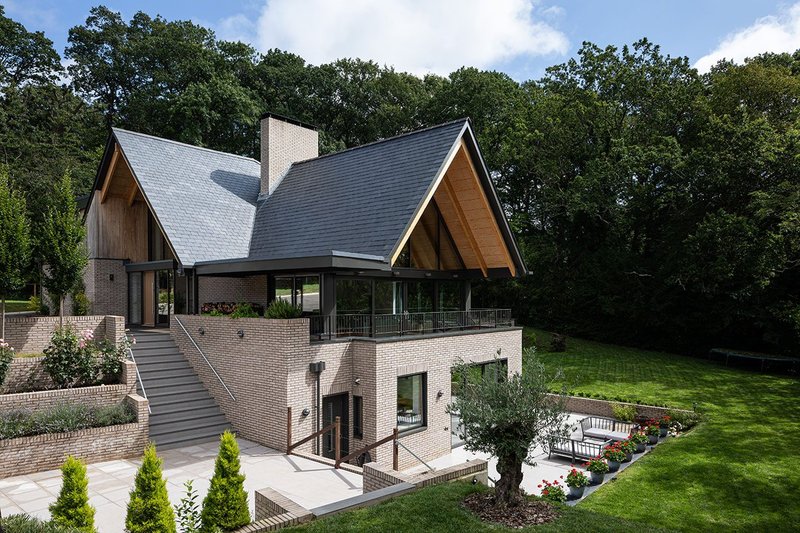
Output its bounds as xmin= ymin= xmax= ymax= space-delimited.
xmin=0 ymin=438 xmax=362 ymax=533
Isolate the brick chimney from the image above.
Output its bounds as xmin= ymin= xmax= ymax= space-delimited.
xmin=260 ymin=113 xmax=319 ymax=197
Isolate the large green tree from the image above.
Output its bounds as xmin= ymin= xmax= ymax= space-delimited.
xmin=0 ymin=166 xmax=30 ymax=339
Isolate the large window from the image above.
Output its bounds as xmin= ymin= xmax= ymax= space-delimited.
xmin=395 ymin=201 xmax=464 ymax=271
xmin=397 ymin=373 xmax=426 ymax=432
xmin=336 ymin=279 xmax=371 ymax=314
xmin=274 ymin=275 xmax=320 ymax=314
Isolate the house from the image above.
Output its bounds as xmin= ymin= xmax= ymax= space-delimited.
xmin=82 ymin=113 xmax=526 ymax=468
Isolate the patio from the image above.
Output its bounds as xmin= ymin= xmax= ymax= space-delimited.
xmin=0 ymin=438 xmax=362 ymax=533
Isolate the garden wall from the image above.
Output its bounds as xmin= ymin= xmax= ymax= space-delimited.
xmin=552 ymin=394 xmax=694 ymax=420
xmin=0 ymin=358 xmax=137 ymax=397
xmin=0 ymin=393 xmax=149 ymax=478
xmin=362 ymin=459 xmax=488 ymax=493
xmin=2 ymin=314 xmax=125 ymax=354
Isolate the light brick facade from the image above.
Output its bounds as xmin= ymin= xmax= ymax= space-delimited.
xmin=2 ymin=314 xmax=125 ymax=354
xmin=170 ymin=314 xmax=522 ymax=470
xmin=260 ymin=115 xmax=319 ymax=196
xmin=198 ymin=275 xmax=269 ymax=307
xmin=85 ymin=258 xmax=128 ymax=317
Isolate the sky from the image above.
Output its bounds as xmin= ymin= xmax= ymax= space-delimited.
xmin=4 ymin=0 xmax=800 ymax=80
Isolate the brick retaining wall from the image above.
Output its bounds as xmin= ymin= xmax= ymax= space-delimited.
xmin=363 ymin=459 xmax=488 ymax=493
xmin=0 ymin=393 xmax=149 ymax=478
xmin=2 ymin=315 xmax=125 ymax=354
xmin=551 ymin=394 xmax=693 ymax=420
xmin=1 ymin=358 xmax=137 ymax=397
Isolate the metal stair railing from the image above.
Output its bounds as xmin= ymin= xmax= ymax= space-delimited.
xmin=173 ymin=316 xmax=236 ymax=401
xmin=126 ymin=342 xmax=151 ymax=414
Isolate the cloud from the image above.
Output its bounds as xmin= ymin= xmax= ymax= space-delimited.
xmin=215 ymin=14 xmax=258 ymax=44
xmin=695 ymin=2 xmax=800 ymax=72
xmin=4 ymin=0 xmax=59 ymax=32
xmin=253 ymin=0 xmax=569 ymax=75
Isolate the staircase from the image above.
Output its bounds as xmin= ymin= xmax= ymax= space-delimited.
xmin=129 ymin=328 xmax=231 ymax=449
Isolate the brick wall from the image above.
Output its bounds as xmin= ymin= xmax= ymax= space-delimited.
xmin=2 ymin=315 xmax=125 ymax=354
xmin=363 ymin=459 xmax=489 ymax=493
xmin=552 ymin=394 xmax=693 ymax=421
xmin=85 ymin=259 xmax=128 ymax=318
xmin=0 ymin=393 xmax=149 ymax=478
xmin=198 ymin=275 xmax=269 ymax=307
xmin=170 ymin=315 xmax=522 ymax=470
xmin=261 ymin=116 xmax=319 ymax=195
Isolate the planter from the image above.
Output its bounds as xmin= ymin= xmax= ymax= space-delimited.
xmin=659 ymin=427 xmax=668 ymax=438
xmin=568 ymin=485 xmax=586 ymax=499
xmin=623 ymin=451 xmax=633 ymax=462
xmin=647 ymin=435 xmax=658 ymax=445
xmin=590 ymin=471 xmax=605 ymax=485
xmin=607 ymin=460 xmax=621 ymax=472
xmin=635 ymin=442 xmax=646 ymax=453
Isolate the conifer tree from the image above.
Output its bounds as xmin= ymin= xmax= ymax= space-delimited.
xmin=49 ymin=456 xmax=95 ymax=533
xmin=200 ymin=431 xmax=250 ymax=531
xmin=126 ymin=444 xmax=176 ymax=533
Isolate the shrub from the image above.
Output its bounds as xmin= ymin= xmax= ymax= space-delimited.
xmin=619 ymin=439 xmax=637 ymax=455
xmin=667 ymin=409 xmax=702 ymax=430
xmin=565 ymin=468 xmax=589 ymax=488
xmin=538 ymin=479 xmax=567 ymax=503
xmin=645 ymin=424 xmax=661 ymax=436
xmin=264 ymin=299 xmax=302 ymax=319
xmin=201 ymin=431 xmax=250 ymax=531
xmin=629 ymin=431 xmax=648 ymax=444
xmin=71 ymin=292 xmax=90 ymax=316
xmin=201 ymin=302 xmax=264 ymax=316
xmin=0 ymin=402 xmax=134 ymax=440
xmin=229 ymin=302 xmax=259 ymax=319
xmin=549 ymin=333 xmax=567 ymax=352
xmin=602 ymin=443 xmax=626 ymax=462
xmin=49 ymin=456 xmax=95 ymax=533
xmin=584 ymin=457 xmax=609 ymax=474
xmin=126 ymin=444 xmax=176 ymax=533
xmin=0 ymin=513 xmax=80 ymax=532
xmin=611 ymin=402 xmax=636 ymax=422
xmin=30 ymin=295 xmax=49 ymax=316
xmin=94 ymin=338 xmax=128 ymax=384
xmin=0 ymin=338 xmax=14 ymax=387
xmin=42 ymin=327 xmax=96 ymax=387
xmin=175 ymin=479 xmax=202 ymax=533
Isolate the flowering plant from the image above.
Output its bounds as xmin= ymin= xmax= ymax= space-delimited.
xmin=629 ymin=431 xmax=648 ymax=444
xmin=619 ymin=439 xmax=637 ymax=455
xmin=0 ymin=338 xmax=15 ymax=388
xmin=602 ymin=443 xmax=626 ymax=462
xmin=659 ymin=415 xmax=671 ymax=428
xmin=584 ymin=457 xmax=609 ymax=474
xmin=42 ymin=327 xmax=130 ymax=388
xmin=538 ymin=478 xmax=567 ymax=503
xmin=565 ymin=468 xmax=589 ymax=488
xmin=646 ymin=424 xmax=661 ymax=436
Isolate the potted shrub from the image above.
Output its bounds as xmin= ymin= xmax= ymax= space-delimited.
xmin=619 ymin=439 xmax=636 ymax=462
xmin=629 ymin=431 xmax=648 ymax=453
xmin=602 ymin=443 xmax=625 ymax=472
xmin=659 ymin=415 xmax=671 ymax=437
xmin=646 ymin=424 xmax=660 ymax=444
xmin=538 ymin=479 xmax=566 ymax=503
xmin=585 ymin=457 xmax=609 ymax=484
xmin=565 ymin=468 xmax=590 ymax=499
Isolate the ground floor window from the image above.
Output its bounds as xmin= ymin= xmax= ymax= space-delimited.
xmin=353 ymin=396 xmax=363 ymax=439
xmin=397 ymin=373 xmax=426 ymax=432
xmin=450 ymin=359 xmax=507 ymax=448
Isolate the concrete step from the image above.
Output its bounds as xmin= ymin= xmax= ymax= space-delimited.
xmin=146 ymin=382 xmax=207 ymax=395
xmin=149 ymin=406 xmax=225 ymax=425
xmin=155 ymin=427 xmax=230 ymax=450
xmin=150 ymin=414 xmax=229 ymax=434
xmin=137 ymin=369 xmax=199 ymax=382
xmin=138 ymin=361 xmax=193 ymax=373
xmin=148 ymin=398 xmax=219 ymax=414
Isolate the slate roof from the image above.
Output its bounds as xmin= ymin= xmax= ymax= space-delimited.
xmin=111 ymin=128 xmax=261 ymax=267
xmin=248 ymin=119 xmax=468 ymax=262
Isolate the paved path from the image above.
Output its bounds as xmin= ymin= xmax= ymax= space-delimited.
xmin=0 ymin=438 xmax=362 ymax=532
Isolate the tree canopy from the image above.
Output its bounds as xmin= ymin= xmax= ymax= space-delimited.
xmin=1 ymin=5 xmax=798 ymax=354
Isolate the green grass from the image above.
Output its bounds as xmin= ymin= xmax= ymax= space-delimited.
xmin=285 ymin=482 xmax=672 ymax=533
xmin=527 ymin=327 xmax=800 ymax=532
xmin=3 ymin=299 xmax=33 ymax=312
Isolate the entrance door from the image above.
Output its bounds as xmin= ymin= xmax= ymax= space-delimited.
xmin=156 ymin=270 xmax=172 ymax=326
xmin=322 ymin=393 xmax=349 ymax=460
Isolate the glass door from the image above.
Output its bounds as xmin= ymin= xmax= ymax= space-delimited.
xmin=128 ymin=272 xmax=142 ymax=325
xmin=156 ymin=270 xmax=173 ymax=326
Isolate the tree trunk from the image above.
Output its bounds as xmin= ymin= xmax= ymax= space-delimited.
xmin=1 ymin=297 xmax=5 ymax=340
xmin=494 ymin=453 xmax=525 ymax=507
xmin=59 ymin=296 xmax=64 ymax=327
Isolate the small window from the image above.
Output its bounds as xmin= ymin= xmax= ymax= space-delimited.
xmin=397 ymin=373 xmax=426 ymax=432
xmin=353 ymin=396 xmax=363 ymax=439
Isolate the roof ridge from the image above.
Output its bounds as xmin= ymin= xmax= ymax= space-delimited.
xmin=112 ymin=127 xmax=260 ymax=164
xmin=290 ymin=118 xmax=469 ymax=167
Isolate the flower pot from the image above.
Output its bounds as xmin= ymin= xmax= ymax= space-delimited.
xmin=568 ymin=485 xmax=586 ymax=499
xmin=635 ymin=442 xmax=646 ymax=453
xmin=607 ymin=460 xmax=621 ymax=472
xmin=647 ymin=435 xmax=658 ymax=445
xmin=590 ymin=471 xmax=605 ymax=485
xmin=623 ymin=451 xmax=633 ymax=462
xmin=659 ymin=427 xmax=668 ymax=438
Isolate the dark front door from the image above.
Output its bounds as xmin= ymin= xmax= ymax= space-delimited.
xmin=156 ymin=270 xmax=172 ymax=327
xmin=322 ymin=393 xmax=349 ymax=460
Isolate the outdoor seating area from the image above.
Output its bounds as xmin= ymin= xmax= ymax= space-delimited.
xmin=579 ymin=416 xmax=635 ymax=442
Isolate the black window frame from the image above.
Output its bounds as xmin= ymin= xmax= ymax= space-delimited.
xmin=353 ymin=395 xmax=363 ymax=440
xmin=397 ymin=372 xmax=427 ymax=433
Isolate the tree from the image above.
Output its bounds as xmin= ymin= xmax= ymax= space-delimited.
xmin=448 ymin=350 xmax=569 ymax=507
xmin=126 ymin=444 xmax=176 ymax=533
xmin=39 ymin=171 xmax=87 ymax=323
xmin=0 ymin=167 xmax=30 ymax=339
xmin=49 ymin=456 xmax=95 ymax=533
xmin=200 ymin=430 xmax=250 ymax=532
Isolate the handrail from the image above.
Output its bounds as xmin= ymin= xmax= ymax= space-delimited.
xmin=173 ymin=316 xmax=236 ymax=401
xmin=288 ymin=420 xmax=339 ymax=454
xmin=396 ymin=438 xmax=434 ymax=472
xmin=126 ymin=343 xmax=151 ymax=414
xmin=336 ymin=427 xmax=399 ymax=470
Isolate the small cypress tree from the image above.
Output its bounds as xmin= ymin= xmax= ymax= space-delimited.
xmin=49 ymin=455 xmax=95 ymax=533
xmin=126 ymin=444 xmax=176 ymax=533
xmin=200 ymin=431 xmax=250 ymax=531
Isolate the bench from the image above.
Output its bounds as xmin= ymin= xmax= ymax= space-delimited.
xmin=548 ymin=437 xmax=608 ymax=462
xmin=580 ymin=417 xmax=634 ymax=442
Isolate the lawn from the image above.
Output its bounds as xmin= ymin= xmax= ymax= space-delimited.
xmin=527 ymin=327 xmax=800 ymax=532
xmin=285 ymin=482 xmax=674 ymax=533
xmin=3 ymin=299 xmax=33 ymax=313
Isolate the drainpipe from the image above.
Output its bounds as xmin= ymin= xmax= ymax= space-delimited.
xmin=309 ymin=361 xmax=326 ymax=455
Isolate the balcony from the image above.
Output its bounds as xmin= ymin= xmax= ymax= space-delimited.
xmin=309 ymin=309 xmax=514 ymax=341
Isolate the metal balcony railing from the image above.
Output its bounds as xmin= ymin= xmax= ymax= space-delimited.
xmin=309 ymin=309 xmax=513 ymax=341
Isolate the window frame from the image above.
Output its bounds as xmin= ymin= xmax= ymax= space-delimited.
xmin=396 ymin=372 xmax=427 ymax=434
xmin=353 ymin=395 xmax=363 ymax=440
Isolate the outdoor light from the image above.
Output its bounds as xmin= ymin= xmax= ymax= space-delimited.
xmin=354 ymin=378 xmax=361 ymax=385
xmin=109 ymin=274 xmax=114 ymax=281
xmin=237 ymin=329 xmax=244 ymax=338
xmin=302 ymin=408 xmax=310 ymax=417
xmin=198 ymin=327 xmax=205 ymax=335
xmin=425 ymin=272 xmax=432 ymax=277
xmin=437 ymin=390 xmax=444 ymax=399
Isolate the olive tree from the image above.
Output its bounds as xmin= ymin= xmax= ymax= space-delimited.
xmin=448 ymin=348 xmax=570 ymax=507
